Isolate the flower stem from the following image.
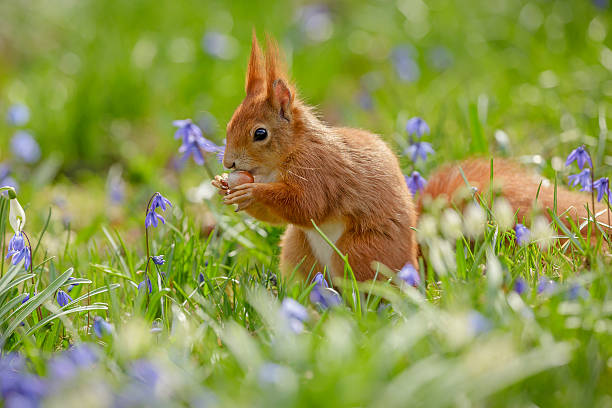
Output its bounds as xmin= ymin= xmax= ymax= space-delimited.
xmin=21 ymin=230 xmax=42 ymax=322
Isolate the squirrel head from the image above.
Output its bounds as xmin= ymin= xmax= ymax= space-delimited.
xmin=224 ymin=33 xmax=297 ymax=180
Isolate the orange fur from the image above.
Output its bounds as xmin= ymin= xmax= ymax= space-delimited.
xmin=215 ymin=34 xmax=603 ymax=282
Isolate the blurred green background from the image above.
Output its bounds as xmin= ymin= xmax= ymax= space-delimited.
xmin=0 ymin=0 xmax=611 ymax=217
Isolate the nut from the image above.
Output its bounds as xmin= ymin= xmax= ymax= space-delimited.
xmin=227 ymin=171 xmax=254 ymax=189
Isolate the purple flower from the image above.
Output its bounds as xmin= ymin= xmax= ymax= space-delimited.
xmin=593 ymin=177 xmax=610 ymax=202
xmin=391 ymin=46 xmax=420 ymax=82
xmin=173 ymin=119 xmax=219 ymax=166
xmin=11 ymin=131 xmax=40 ymax=163
xmin=514 ymin=224 xmax=530 ymax=246
xmin=404 ymin=141 xmax=434 ymax=162
xmin=198 ymin=272 xmax=205 ymax=283
xmin=513 ymin=277 xmax=527 ymax=295
xmin=6 ymin=104 xmax=30 ymax=126
xmin=215 ymin=143 xmax=225 ymax=164
xmin=537 ymin=277 xmax=556 ymax=294
xmin=0 ymin=164 xmax=18 ymax=193
xmin=568 ymin=283 xmax=589 ymax=300
xmin=145 ymin=192 xmax=172 ymax=228
xmin=405 ymin=171 xmax=427 ymax=195
xmin=568 ymin=168 xmax=592 ymax=192
xmin=129 ymin=360 xmax=159 ymax=388
xmin=93 ymin=317 xmax=113 ymax=338
xmin=309 ymin=273 xmax=341 ymax=309
xmin=398 ymin=263 xmax=420 ymax=286
xmin=202 ymin=32 xmax=237 ymax=60
xmin=66 ymin=277 xmax=79 ymax=293
xmin=281 ymin=298 xmax=308 ymax=333
xmin=138 ymin=275 xmax=152 ymax=294
xmin=21 ymin=293 xmax=30 ymax=303
xmin=56 ymin=290 xmax=72 ymax=307
xmin=151 ymin=255 xmax=165 ymax=265
xmin=6 ymin=232 xmax=30 ymax=270
xmin=468 ymin=311 xmax=491 ymax=334
xmin=565 ymin=145 xmax=592 ymax=170
xmin=405 ymin=117 xmax=430 ymax=138
xmin=0 ymin=353 xmax=47 ymax=406
xmin=47 ymin=344 xmax=98 ymax=382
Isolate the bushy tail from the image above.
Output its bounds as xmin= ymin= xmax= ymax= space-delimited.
xmin=419 ymin=158 xmax=608 ymax=236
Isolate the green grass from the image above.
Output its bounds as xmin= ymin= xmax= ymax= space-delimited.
xmin=1 ymin=0 xmax=612 ymax=406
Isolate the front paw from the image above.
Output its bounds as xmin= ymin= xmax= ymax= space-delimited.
xmin=223 ymin=183 xmax=259 ymax=211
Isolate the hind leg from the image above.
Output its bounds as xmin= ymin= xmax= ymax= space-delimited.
xmin=280 ymin=225 xmax=321 ymax=281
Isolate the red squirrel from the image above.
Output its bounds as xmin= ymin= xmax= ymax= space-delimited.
xmin=212 ymin=34 xmax=605 ymax=281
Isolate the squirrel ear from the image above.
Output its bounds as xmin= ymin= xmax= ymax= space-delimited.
xmin=245 ymin=30 xmax=265 ymax=96
xmin=264 ymin=36 xmax=293 ymax=121
xmin=271 ymin=79 xmax=293 ymax=121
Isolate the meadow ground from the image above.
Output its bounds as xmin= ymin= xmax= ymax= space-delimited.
xmin=1 ymin=0 xmax=612 ymax=407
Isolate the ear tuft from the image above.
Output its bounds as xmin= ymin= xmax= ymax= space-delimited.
xmin=245 ymin=29 xmax=265 ymax=96
xmin=264 ymin=35 xmax=294 ymax=121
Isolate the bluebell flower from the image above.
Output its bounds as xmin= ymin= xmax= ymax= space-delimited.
xmin=398 ymin=263 xmax=420 ymax=286
xmin=56 ymin=290 xmax=72 ymax=307
xmin=405 ymin=171 xmax=427 ymax=195
xmin=468 ymin=311 xmax=492 ymax=334
xmin=513 ymin=277 xmax=527 ymax=295
xmin=215 ymin=143 xmax=225 ymax=164
xmin=537 ymin=277 xmax=556 ymax=295
xmin=296 ymin=4 xmax=333 ymax=43
xmin=173 ymin=119 xmax=219 ymax=166
xmin=145 ymin=192 xmax=172 ymax=228
xmin=568 ymin=283 xmax=589 ymax=300
xmin=405 ymin=117 xmax=430 ymax=138
xmin=565 ymin=145 xmax=592 ymax=170
xmin=404 ymin=141 xmax=434 ymax=162
xmin=391 ymin=46 xmax=420 ymax=82
xmin=0 ymin=164 xmax=18 ymax=193
xmin=568 ymin=168 xmax=592 ymax=192
xmin=151 ymin=255 xmax=165 ymax=265
xmin=198 ymin=272 xmax=205 ymax=283
xmin=47 ymin=344 xmax=98 ymax=382
xmin=93 ymin=316 xmax=113 ymax=338
xmin=11 ymin=131 xmax=40 ymax=163
xmin=514 ymin=224 xmax=530 ymax=246
xmin=21 ymin=292 xmax=31 ymax=303
xmin=309 ymin=273 xmax=341 ymax=309
xmin=202 ymin=31 xmax=238 ymax=60
xmin=6 ymin=232 xmax=30 ymax=270
xmin=129 ymin=360 xmax=159 ymax=389
xmin=138 ymin=275 xmax=152 ymax=294
xmin=593 ymin=177 xmax=610 ymax=202
xmin=281 ymin=298 xmax=308 ymax=334
xmin=6 ymin=104 xmax=30 ymax=126
xmin=0 ymin=353 xmax=47 ymax=407
xmin=66 ymin=277 xmax=79 ymax=293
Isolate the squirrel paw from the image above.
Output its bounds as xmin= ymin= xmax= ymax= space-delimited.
xmin=223 ymin=183 xmax=258 ymax=211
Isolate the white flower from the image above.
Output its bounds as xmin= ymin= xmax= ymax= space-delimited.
xmin=463 ymin=203 xmax=486 ymax=238
xmin=492 ymin=198 xmax=514 ymax=231
xmin=417 ymin=214 xmax=438 ymax=242
xmin=531 ymin=216 xmax=554 ymax=250
xmin=440 ymin=208 xmax=462 ymax=241
xmin=9 ymin=197 xmax=26 ymax=232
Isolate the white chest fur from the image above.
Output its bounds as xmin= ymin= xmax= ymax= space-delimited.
xmin=303 ymin=221 xmax=345 ymax=273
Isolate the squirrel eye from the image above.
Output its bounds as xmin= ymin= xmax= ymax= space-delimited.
xmin=254 ymin=128 xmax=268 ymax=142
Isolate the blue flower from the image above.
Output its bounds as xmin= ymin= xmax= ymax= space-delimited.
xmin=309 ymin=273 xmax=341 ymax=309
xmin=568 ymin=168 xmax=592 ymax=192
xmin=149 ymin=192 xmax=172 ymax=212
xmin=173 ymin=119 xmax=219 ymax=166
xmin=281 ymin=298 xmax=308 ymax=333
xmin=568 ymin=283 xmax=589 ymax=300
xmin=138 ymin=275 xmax=152 ymax=294
xmin=11 ymin=131 xmax=41 ymax=163
xmin=198 ymin=272 xmax=205 ymax=283
xmin=21 ymin=292 xmax=31 ymax=303
xmin=47 ymin=344 xmax=98 ymax=382
xmin=129 ymin=360 xmax=159 ymax=389
xmin=6 ymin=104 xmax=30 ymax=126
xmin=398 ymin=263 xmax=420 ymax=286
xmin=56 ymin=290 xmax=72 ymax=307
xmin=151 ymin=255 xmax=165 ymax=265
xmin=93 ymin=316 xmax=113 ymax=338
xmin=537 ymin=277 xmax=556 ymax=295
xmin=405 ymin=117 xmax=430 ymax=138
xmin=405 ymin=171 xmax=427 ymax=195
xmin=145 ymin=192 xmax=172 ymax=228
xmin=514 ymin=224 xmax=530 ymax=246
xmin=6 ymin=232 xmax=30 ymax=270
xmin=215 ymin=143 xmax=226 ymax=164
xmin=0 ymin=353 xmax=47 ymax=406
xmin=404 ymin=141 xmax=434 ymax=162
xmin=66 ymin=276 xmax=80 ymax=293
xmin=565 ymin=145 xmax=592 ymax=170
xmin=468 ymin=311 xmax=492 ymax=334
xmin=0 ymin=164 xmax=18 ymax=193
xmin=391 ymin=46 xmax=420 ymax=82
xmin=593 ymin=177 xmax=610 ymax=202
xmin=513 ymin=277 xmax=527 ymax=295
